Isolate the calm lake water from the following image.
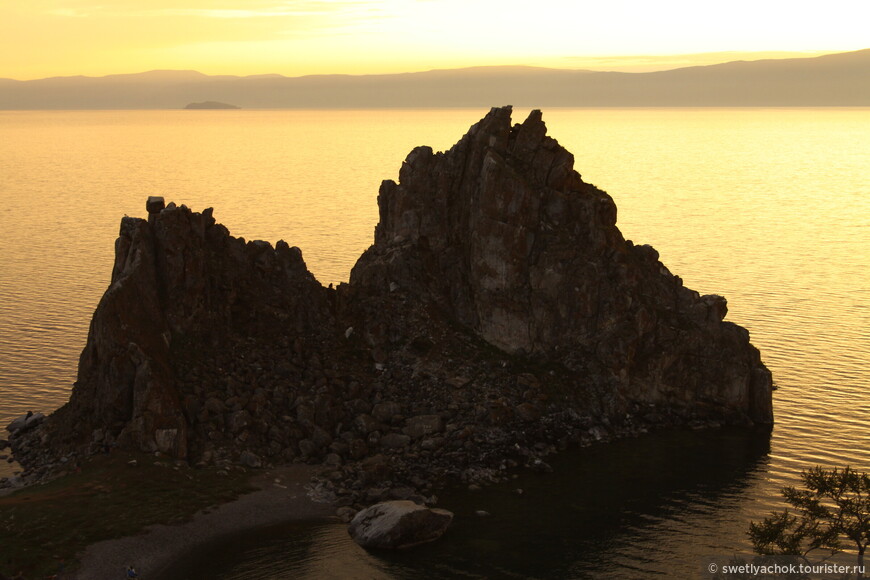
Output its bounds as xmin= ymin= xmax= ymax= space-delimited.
xmin=0 ymin=108 xmax=868 ymax=577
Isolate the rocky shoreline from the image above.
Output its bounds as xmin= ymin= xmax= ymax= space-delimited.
xmin=74 ymin=463 xmax=331 ymax=580
xmin=4 ymin=315 xmax=731 ymax=512
xmin=3 ymin=107 xmax=773 ymax=524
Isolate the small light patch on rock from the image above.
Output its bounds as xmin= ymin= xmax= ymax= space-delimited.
xmin=239 ymin=450 xmax=262 ymax=468
xmin=348 ymin=500 xmax=453 ymax=549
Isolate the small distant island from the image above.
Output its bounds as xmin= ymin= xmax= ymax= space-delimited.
xmin=183 ymin=101 xmax=240 ymax=110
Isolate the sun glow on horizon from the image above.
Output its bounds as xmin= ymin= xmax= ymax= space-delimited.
xmin=2 ymin=0 xmax=869 ymax=80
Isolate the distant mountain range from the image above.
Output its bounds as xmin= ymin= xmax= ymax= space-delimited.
xmin=1 ymin=49 xmax=868 ymax=109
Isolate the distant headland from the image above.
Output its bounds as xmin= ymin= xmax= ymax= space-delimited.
xmin=0 ymin=49 xmax=867 ymax=109
xmin=184 ymin=101 xmax=240 ymax=110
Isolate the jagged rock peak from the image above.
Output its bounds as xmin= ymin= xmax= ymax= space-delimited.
xmin=372 ymin=106 xmax=598 ymax=250
xmin=350 ymin=106 xmax=773 ymax=424
xmin=352 ymin=106 xmax=621 ymax=354
xmin=59 ymin=202 xmax=332 ymax=457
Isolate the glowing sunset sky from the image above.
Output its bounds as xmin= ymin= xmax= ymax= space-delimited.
xmin=2 ymin=0 xmax=868 ymax=80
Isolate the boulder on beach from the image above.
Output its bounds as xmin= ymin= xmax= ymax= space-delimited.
xmin=348 ymin=500 xmax=453 ymax=549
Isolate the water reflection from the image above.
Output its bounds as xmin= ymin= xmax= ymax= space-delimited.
xmin=164 ymin=427 xmax=772 ymax=579
xmin=163 ymin=520 xmax=392 ymax=580
xmin=2 ymin=108 xmax=866 ymax=564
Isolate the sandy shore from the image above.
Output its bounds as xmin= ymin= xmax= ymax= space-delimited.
xmin=74 ymin=464 xmax=334 ymax=580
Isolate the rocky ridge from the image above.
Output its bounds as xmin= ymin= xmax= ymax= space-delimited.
xmin=5 ymin=107 xmax=773 ymax=511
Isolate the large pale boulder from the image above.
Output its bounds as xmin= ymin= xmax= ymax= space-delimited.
xmin=348 ymin=500 xmax=453 ymax=549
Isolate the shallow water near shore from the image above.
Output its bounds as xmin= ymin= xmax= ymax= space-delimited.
xmin=0 ymin=108 xmax=868 ymax=574
xmin=166 ymin=428 xmax=773 ymax=578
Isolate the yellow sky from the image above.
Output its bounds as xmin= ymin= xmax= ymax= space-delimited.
xmin=2 ymin=0 xmax=868 ymax=80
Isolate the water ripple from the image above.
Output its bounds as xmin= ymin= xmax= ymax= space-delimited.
xmin=2 ymin=109 xmax=869 ymax=575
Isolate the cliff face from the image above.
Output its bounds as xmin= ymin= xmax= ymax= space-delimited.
xmin=12 ymin=107 xmax=772 ymax=492
xmin=57 ymin=202 xmax=332 ymax=457
xmin=348 ymin=106 xmax=772 ymax=424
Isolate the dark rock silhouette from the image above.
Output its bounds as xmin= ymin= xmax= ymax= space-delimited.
xmin=7 ymin=107 xmax=773 ymax=499
xmin=54 ymin=202 xmax=332 ymax=457
xmin=347 ymin=106 xmax=773 ymax=424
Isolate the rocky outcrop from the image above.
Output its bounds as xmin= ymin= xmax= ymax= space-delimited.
xmin=7 ymin=107 xmax=772 ymax=499
xmin=348 ymin=500 xmax=453 ymax=549
xmin=346 ymin=106 xmax=772 ymax=425
xmin=48 ymin=198 xmax=332 ymax=459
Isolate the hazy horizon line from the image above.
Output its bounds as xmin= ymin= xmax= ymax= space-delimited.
xmin=4 ymin=48 xmax=865 ymax=82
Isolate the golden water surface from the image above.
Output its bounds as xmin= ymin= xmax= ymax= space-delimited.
xmin=0 ymin=108 xmax=867 ymax=576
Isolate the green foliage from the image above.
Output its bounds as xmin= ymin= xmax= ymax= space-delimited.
xmin=750 ymin=509 xmax=839 ymax=557
xmin=749 ymin=466 xmax=870 ymax=574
